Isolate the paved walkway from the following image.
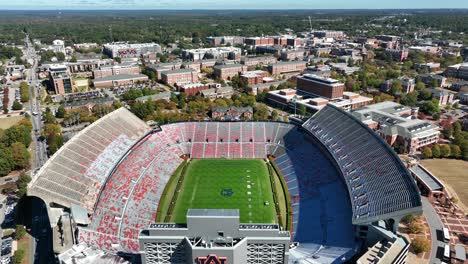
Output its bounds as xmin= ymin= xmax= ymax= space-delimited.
xmin=422 ymin=197 xmax=445 ymax=264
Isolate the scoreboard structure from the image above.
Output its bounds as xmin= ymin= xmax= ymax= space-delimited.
xmin=139 ymin=209 xmax=291 ymax=264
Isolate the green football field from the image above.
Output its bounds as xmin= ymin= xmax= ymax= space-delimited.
xmin=172 ymin=159 xmax=277 ymax=224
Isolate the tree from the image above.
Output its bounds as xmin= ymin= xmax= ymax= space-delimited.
xmin=11 ymin=142 xmax=30 ymax=169
xmin=114 ymin=57 xmax=122 ymax=63
xmin=298 ymin=104 xmax=307 ymax=116
xmin=432 ymin=145 xmax=441 ymax=158
xmin=411 ymin=237 xmax=430 ymax=254
xmin=408 ymin=221 xmax=424 ymax=234
xmin=14 ymin=224 xmax=26 ymax=240
xmin=421 ymin=99 xmax=439 ymax=115
xmin=0 ymin=148 xmax=14 ymax=176
xmin=12 ymin=100 xmax=23 ymax=111
xmin=400 ymin=92 xmax=418 ymax=107
xmin=450 ymin=144 xmax=461 ymax=158
xmin=271 ymin=110 xmax=279 ymax=121
xmin=390 ymin=80 xmax=403 ymax=95
xmin=402 ymin=214 xmax=419 ymax=224
xmin=440 ymin=145 xmax=451 ymax=158
xmin=70 ymin=55 xmax=77 ymax=62
xmin=16 ymin=172 xmax=31 ymax=197
xmin=415 ymin=81 xmax=425 ymax=90
xmin=19 ymin=81 xmax=29 ymax=102
xmin=422 ymin=147 xmax=432 ymax=159
xmin=11 ymin=249 xmax=24 ymax=264
xmin=419 ymin=88 xmax=432 ymax=100
xmin=56 ymin=52 xmax=65 ymax=61
xmin=55 ymin=105 xmax=66 ymax=118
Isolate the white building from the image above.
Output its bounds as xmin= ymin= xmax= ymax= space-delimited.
xmin=52 ymin=40 xmax=66 ymax=54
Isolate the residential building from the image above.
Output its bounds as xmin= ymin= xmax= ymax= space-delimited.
xmin=430 ymin=89 xmax=455 ymax=105
xmin=415 ymin=62 xmax=441 ymax=73
xmin=241 ymin=56 xmax=278 ymax=67
xmin=444 ymin=63 xmax=468 ymax=80
xmin=205 ymin=36 xmax=244 ymax=46
xmin=49 ymin=64 xmax=74 ymax=95
xmin=255 ymin=45 xmax=283 ymax=55
xmin=177 ymin=83 xmax=221 ymax=96
xmin=280 ymin=49 xmax=307 ymax=61
xmin=213 ymin=64 xmax=248 ymax=80
xmin=419 ymin=74 xmax=447 ymax=87
xmin=451 ymin=80 xmax=468 ymax=91
xmin=200 ymin=86 xmax=234 ymax=101
xmin=211 ymin=106 xmax=253 ymax=120
xmin=93 ymin=74 xmax=148 ymax=88
xmin=267 ymin=61 xmax=306 ymax=75
xmin=67 ymin=59 xmax=114 ymax=74
xmin=385 ymin=49 xmax=409 ymax=62
xmin=352 ymin=102 xmax=440 ymax=153
xmin=381 ymin=77 xmax=415 ymax=94
xmin=161 ymin=69 xmax=198 ymax=86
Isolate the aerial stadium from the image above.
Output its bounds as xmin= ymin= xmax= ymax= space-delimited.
xmin=28 ymin=105 xmax=422 ymax=264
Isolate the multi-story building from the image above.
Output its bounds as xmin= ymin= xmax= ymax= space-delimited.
xmin=200 ymin=86 xmax=234 ymax=101
xmin=103 ymin=42 xmax=161 ymax=58
xmin=255 ymin=45 xmax=283 ymax=55
xmin=244 ymin=37 xmax=274 ymax=46
xmin=211 ymin=107 xmax=253 ymax=120
xmin=92 ymin=64 xmax=140 ymax=79
xmin=444 ymin=63 xmax=468 ymax=80
xmin=280 ymin=49 xmax=307 ymax=61
xmin=149 ymin=61 xmax=183 ymax=79
xmin=177 ymin=83 xmax=220 ymax=96
xmin=239 ymin=70 xmax=270 ymax=85
xmin=52 ymin=40 xmax=66 ymax=54
xmin=313 ymin=30 xmax=345 ymax=39
xmin=267 ymin=61 xmax=306 ymax=75
xmin=415 ymin=62 xmax=441 ymax=73
xmin=352 ymin=102 xmax=440 ymax=153
xmin=419 ymin=74 xmax=447 ymax=87
xmin=67 ymin=59 xmax=114 ymax=74
xmin=139 ymin=209 xmax=289 ymax=264
xmin=267 ymin=88 xmax=372 ymax=113
xmin=385 ymin=49 xmax=409 ymax=62
xmin=381 ymin=77 xmax=415 ymax=94
xmin=49 ymin=64 xmax=73 ymax=95
xmin=205 ymin=36 xmax=245 ymax=46
xmin=240 ymin=56 xmax=278 ymax=67
xmin=161 ymin=69 xmax=198 ymax=86
xmin=182 ymin=47 xmax=242 ymax=61
xmin=430 ymin=89 xmax=455 ymax=105
xmin=296 ymin=74 xmax=345 ymax=99
xmin=93 ymin=74 xmax=148 ymax=88
xmin=213 ymin=64 xmax=248 ymax=80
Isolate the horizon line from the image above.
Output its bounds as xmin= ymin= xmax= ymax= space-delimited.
xmin=1 ymin=8 xmax=468 ymax=11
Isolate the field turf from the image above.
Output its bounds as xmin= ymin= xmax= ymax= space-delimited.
xmin=172 ymin=159 xmax=276 ymax=224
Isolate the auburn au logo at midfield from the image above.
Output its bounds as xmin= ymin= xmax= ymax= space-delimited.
xmin=196 ymin=254 xmax=227 ymax=264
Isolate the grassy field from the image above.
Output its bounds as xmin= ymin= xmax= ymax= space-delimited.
xmin=172 ymin=159 xmax=276 ymax=224
xmin=420 ymin=159 xmax=468 ymax=210
xmin=0 ymin=116 xmax=23 ymax=129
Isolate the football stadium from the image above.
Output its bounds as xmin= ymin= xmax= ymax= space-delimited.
xmin=28 ymin=105 xmax=422 ymax=264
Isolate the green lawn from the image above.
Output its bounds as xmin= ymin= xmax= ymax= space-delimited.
xmin=172 ymin=159 xmax=276 ymax=224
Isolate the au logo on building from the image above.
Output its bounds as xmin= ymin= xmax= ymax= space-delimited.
xmin=196 ymin=254 xmax=227 ymax=264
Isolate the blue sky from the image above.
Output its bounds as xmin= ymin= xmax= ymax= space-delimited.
xmin=1 ymin=0 xmax=467 ymax=10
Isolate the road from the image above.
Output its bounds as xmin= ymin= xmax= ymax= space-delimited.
xmin=24 ymin=35 xmax=48 ymax=172
xmin=24 ymin=35 xmax=54 ymax=264
xmin=422 ymin=197 xmax=445 ymax=264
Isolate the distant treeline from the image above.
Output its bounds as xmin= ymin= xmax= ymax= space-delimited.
xmin=0 ymin=10 xmax=467 ymax=45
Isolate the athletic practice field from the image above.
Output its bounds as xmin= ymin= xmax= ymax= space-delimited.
xmin=171 ymin=159 xmax=276 ymax=224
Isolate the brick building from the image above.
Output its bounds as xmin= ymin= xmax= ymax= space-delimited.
xmin=244 ymin=37 xmax=274 ymax=46
xmin=213 ymin=64 xmax=248 ymax=80
xmin=177 ymin=83 xmax=220 ymax=96
xmin=385 ymin=49 xmax=409 ymax=62
xmin=296 ymin=74 xmax=345 ymax=99
xmin=161 ymin=69 xmax=198 ymax=86
xmin=92 ymin=64 xmax=140 ymax=79
xmin=93 ymin=74 xmax=148 ymax=88
xmin=280 ymin=50 xmax=307 ymax=61
xmin=240 ymin=70 xmax=270 ymax=85
xmin=49 ymin=64 xmax=74 ymax=95
xmin=267 ymin=61 xmax=307 ymax=75
xmin=211 ymin=106 xmax=253 ymax=120
xmin=240 ymin=56 xmax=278 ymax=67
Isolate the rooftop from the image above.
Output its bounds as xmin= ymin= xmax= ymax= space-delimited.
xmin=93 ymin=73 xmax=148 ymax=83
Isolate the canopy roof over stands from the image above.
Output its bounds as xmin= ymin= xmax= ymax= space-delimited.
xmin=303 ymin=105 xmax=422 ymax=225
xmin=409 ymin=165 xmax=443 ymax=191
xmin=28 ymin=108 xmax=150 ymax=214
